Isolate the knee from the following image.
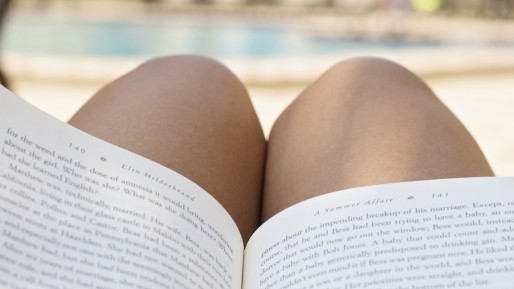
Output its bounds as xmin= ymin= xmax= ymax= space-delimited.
xmin=300 ymin=57 xmax=435 ymax=111
xmin=320 ymin=57 xmax=433 ymax=101
xmin=127 ymin=55 xmax=258 ymax=124
xmin=326 ymin=57 xmax=416 ymax=79
xmin=136 ymin=55 xmax=237 ymax=81
xmin=139 ymin=54 xmax=230 ymax=74
xmin=132 ymin=55 xmax=246 ymax=96
xmin=273 ymin=57 xmax=438 ymax=133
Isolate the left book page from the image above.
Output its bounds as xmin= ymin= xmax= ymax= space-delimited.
xmin=0 ymin=86 xmax=244 ymax=289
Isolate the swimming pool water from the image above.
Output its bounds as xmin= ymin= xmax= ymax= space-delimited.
xmin=3 ymin=18 xmax=444 ymax=58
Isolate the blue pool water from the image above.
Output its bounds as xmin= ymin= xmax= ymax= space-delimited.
xmin=3 ymin=18 xmax=444 ymax=58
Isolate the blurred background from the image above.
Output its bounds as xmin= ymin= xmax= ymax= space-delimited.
xmin=1 ymin=0 xmax=513 ymax=175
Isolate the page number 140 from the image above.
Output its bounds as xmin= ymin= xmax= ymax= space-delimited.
xmin=69 ymin=143 xmax=86 ymax=153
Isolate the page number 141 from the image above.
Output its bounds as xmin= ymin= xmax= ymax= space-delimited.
xmin=432 ymin=192 xmax=449 ymax=198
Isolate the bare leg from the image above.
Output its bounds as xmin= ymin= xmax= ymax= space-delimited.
xmin=262 ymin=57 xmax=494 ymax=221
xmin=69 ymin=55 xmax=266 ymax=243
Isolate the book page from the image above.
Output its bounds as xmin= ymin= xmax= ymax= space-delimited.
xmin=243 ymin=177 xmax=514 ymax=289
xmin=0 ymin=86 xmax=243 ymax=289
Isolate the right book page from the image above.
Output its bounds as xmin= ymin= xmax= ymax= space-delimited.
xmin=243 ymin=177 xmax=514 ymax=289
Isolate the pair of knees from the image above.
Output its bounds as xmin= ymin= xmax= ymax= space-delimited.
xmin=129 ymin=54 xmax=435 ymax=132
xmin=79 ymin=54 xmax=492 ymax=227
xmin=135 ymin=54 xmax=429 ymax=100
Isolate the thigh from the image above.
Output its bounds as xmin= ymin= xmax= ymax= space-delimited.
xmin=69 ymin=55 xmax=266 ymax=243
xmin=262 ymin=57 xmax=493 ymax=221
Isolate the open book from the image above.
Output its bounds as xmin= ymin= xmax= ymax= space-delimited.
xmin=1 ymin=85 xmax=513 ymax=289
